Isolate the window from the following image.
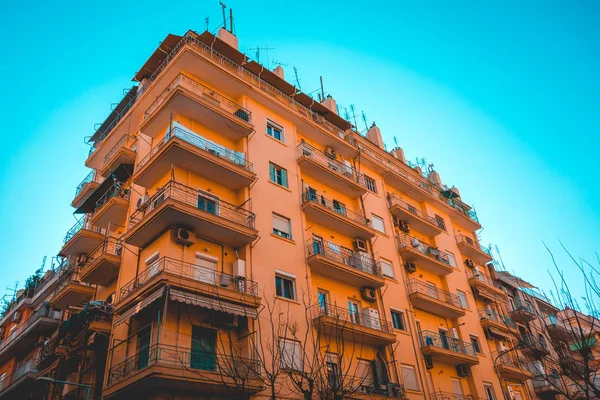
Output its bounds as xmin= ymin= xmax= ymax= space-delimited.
xmin=435 ymin=214 xmax=446 ymax=231
xmin=318 ymin=290 xmax=329 ymax=312
xmin=364 ymin=175 xmax=377 ymax=193
xmin=457 ymin=290 xmax=468 ymax=308
xmin=276 ymin=273 xmax=296 ymax=300
xmin=470 ymin=335 xmax=482 ymax=353
xmin=326 ymin=353 xmax=340 ymax=389
xmin=401 ymin=365 xmax=420 ymax=391
xmin=269 ymin=162 xmax=288 ymax=188
xmin=279 ymin=338 xmax=302 ymax=370
xmin=380 ymin=259 xmax=395 ymax=278
xmin=357 ymin=359 xmax=375 ymax=391
xmin=484 ymin=383 xmax=496 ymax=400
xmin=391 ymin=310 xmax=406 ymax=331
xmin=348 ymin=301 xmax=361 ymax=324
xmin=272 ymin=213 xmax=292 ymax=239
xmin=267 ymin=120 xmax=284 ymax=142
xmin=371 ymin=214 xmax=385 ymax=233
xmin=198 ymin=193 xmax=218 ymax=214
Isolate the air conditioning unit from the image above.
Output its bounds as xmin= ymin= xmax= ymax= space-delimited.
xmin=325 ymin=146 xmax=336 ymax=159
xmin=424 ymin=355 xmax=434 ymax=369
xmin=174 ymin=228 xmax=195 ymax=246
xmin=404 ymin=261 xmax=417 ymax=274
xmin=362 ymin=308 xmax=381 ymax=330
xmin=397 ymin=220 xmax=410 ymax=233
xmin=456 ymin=364 xmax=469 ymax=377
xmin=12 ymin=311 xmax=21 ymax=323
xmin=220 ymin=274 xmax=231 ymax=287
xmin=233 ymin=259 xmax=246 ymax=278
xmin=450 ymin=328 xmax=459 ymax=339
xmin=388 ymin=383 xmax=405 ymax=398
xmin=353 ymin=239 xmax=367 ymax=252
xmin=361 ymin=288 xmax=377 ymax=302
xmin=136 ymin=194 xmax=149 ymax=209
xmin=464 ymin=259 xmax=475 ymax=269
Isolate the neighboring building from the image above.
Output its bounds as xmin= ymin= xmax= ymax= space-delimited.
xmin=0 ymin=24 xmax=588 ymax=400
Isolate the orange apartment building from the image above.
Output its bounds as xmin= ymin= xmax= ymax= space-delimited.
xmin=0 ymin=24 xmax=594 ymax=400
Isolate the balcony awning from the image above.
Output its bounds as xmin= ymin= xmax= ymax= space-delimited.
xmin=487 ymin=326 xmax=511 ymax=339
xmin=75 ymin=164 xmax=134 ymax=214
xmin=113 ymin=288 xmax=165 ymax=327
xmin=133 ymin=34 xmax=183 ymax=82
xmin=169 ymin=288 xmax=257 ymax=319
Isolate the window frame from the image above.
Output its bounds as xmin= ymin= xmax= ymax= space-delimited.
xmin=457 ymin=290 xmax=468 ymax=308
xmin=380 ymin=258 xmax=395 ymax=278
xmin=279 ymin=338 xmax=302 ymax=371
xmin=364 ymin=174 xmax=377 ymax=193
xmin=266 ymin=120 xmax=285 ymax=142
xmin=391 ymin=309 xmax=406 ymax=331
xmin=401 ymin=364 xmax=420 ymax=392
xmin=275 ymin=274 xmax=296 ymax=300
xmin=470 ymin=335 xmax=482 ymax=354
xmin=272 ymin=213 xmax=292 ymax=239
xmin=483 ymin=383 xmax=497 ymax=400
xmin=269 ymin=162 xmax=289 ymax=188
xmin=371 ymin=214 xmax=386 ymax=233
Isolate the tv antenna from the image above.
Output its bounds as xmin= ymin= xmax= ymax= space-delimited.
xmin=219 ymin=2 xmax=227 ymax=30
xmin=293 ymin=67 xmax=302 ymax=91
xmin=361 ymin=111 xmax=369 ymax=132
xmin=247 ymin=46 xmax=275 ymax=68
xmin=348 ymin=105 xmax=358 ymax=128
xmin=205 ymin=17 xmax=209 ymax=31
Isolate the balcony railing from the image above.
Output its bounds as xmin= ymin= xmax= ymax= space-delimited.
xmin=437 ymin=193 xmax=479 ymax=224
xmin=301 ymin=192 xmax=370 ymax=227
xmin=297 ymin=142 xmax=367 ymax=188
xmin=465 ymin=267 xmax=502 ymax=289
xmin=74 ymin=171 xmax=97 ymax=198
xmin=103 ymin=134 xmax=137 ymax=165
xmin=407 ymin=279 xmax=464 ymax=309
xmin=86 ymin=237 xmax=123 ymax=264
xmin=492 ymin=351 xmax=529 ymax=370
xmin=387 ymin=193 xmax=441 ymax=228
xmin=88 ymin=93 xmax=137 ymax=152
xmin=478 ymin=308 xmax=516 ymax=329
xmin=395 ymin=233 xmax=456 ymax=267
xmin=456 ymin=234 xmax=492 ymax=257
xmin=533 ymin=374 xmax=562 ymax=390
xmin=144 ymin=34 xmax=353 ymax=146
xmin=93 ymin=183 xmax=130 ymax=212
xmin=307 ymin=241 xmax=382 ymax=277
xmin=0 ymin=357 xmax=37 ymax=393
xmin=137 ymin=126 xmax=253 ymax=172
xmin=418 ymin=330 xmax=476 ymax=357
xmin=63 ymin=217 xmax=105 ymax=244
xmin=143 ymin=73 xmax=252 ymax=124
xmin=0 ymin=269 xmax=57 ymax=321
xmin=522 ymin=334 xmax=549 ymax=351
xmin=0 ymin=304 xmax=60 ymax=354
xmin=107 ymin=343 xmax=260 ymax=386
xmin=311 ymin=304 xmax=393 ymax=334
xmin=431 ymin=391 xmax=478 ymax=400
xmin=129 ymin=180 xmax=255 ymax=229
xmin=512 ymin=299 xmax=535 ymax=314
xmin=118 ymin=256 xmax=258 ymax=303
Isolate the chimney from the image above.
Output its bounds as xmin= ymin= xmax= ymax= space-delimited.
xmin=428 ymin=170 xmax=442 ymax=187
xmin=366 ymin=122 xmax=384 ymax=150
xmin=273 ymin=66 xmax=284 ymax=79
xmin=321 ymin=95 xmax=337 ymax=114
xmin=390 ymin=147 xmax=406 ymax=164
xmin=217 ymin=27 xmax=238 ymax=50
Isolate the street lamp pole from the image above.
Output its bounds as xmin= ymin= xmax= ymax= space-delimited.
xmin=36 ymin=377 xmax=92 ymax=400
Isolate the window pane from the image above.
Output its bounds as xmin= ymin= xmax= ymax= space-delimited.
xmin=371 ymin=214 xmax=385 ymax=233
xmin=273 ymin=214 xmax=291 ymax=238
xmin=402 ymin=365 xmax=419 ymax=391
xmin=381 ymin=259 xmax=394 ymax=278
xmin=392 ymin=311 xmax=405 ymax=330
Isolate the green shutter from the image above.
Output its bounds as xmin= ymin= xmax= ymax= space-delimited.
xmin=269 ymin=163 xmax=276 ymax=182
xmin=281 ymin=168 xmax=288 ymax=187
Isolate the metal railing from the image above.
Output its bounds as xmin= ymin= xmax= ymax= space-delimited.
xmin=456 ymin=234 xmax=492 ymax=257
xmin=63 ymin=217 xmax=105 ymax=244
xmin=511 ymin=298 xmax=535 ymax=314
xmin=85 ymin=237 xmax=123 ymax=266
xmin=533 ymin=374 xmax=562 ymax=390
xmin=418 ymin=330 xmax=476 ymax=357
xmin=93 ymin=183 xmax=130 ymax=214
xmin=387 ymin=193 xmax=441 ymax=228
xmin=437 ymin=192 xmax=479 ymax=224
xmin=306 ymin=241 xmax=382 ymax=277
xmin=431 ymin=392 xmax=478 ymax=400
xmin=137 ymin=126 xmax=253 ymax=172
xmin=0 ymin=304 xmax=61 ymax=354
xmin=0 ymin=358 xmax=37 ymax=393
xmin=297 ymin=142 xmax=367 ymax=188
xmin=522 ymin=334 xmax=549 ymax=351
xmin=118 ymin=256 xmax=258 ymax=303
xmin=478 ymin=308 xmax=516 ymax=329
xmin=103 ymin=134 xmax=137 ymax=166
xmin=465 ymin=267 xmax=502 ymax=290
xmin=395 ymin=233 xmax=456 ymax=267
xmin=143 ymin=73 xmax=252 ymax=124
xmin=407 ymin=279 xmax=464 ymax=309
xmin=311 ymin=304 xmax=394 ymax=334
xmin=107 ymin=343 xmax=260 ymax=386
xmin=301 ymin=192 xmax=370 ymax=227
xmin=89 ymin=93 xmax=137 ymax=149
xmin=74 ymin=171 xmax=97 ymax=198
xmin=129 ymin=180 xmax=255 ymax=229
xmin=0 ymin=269 xmax=58 ymax=321
xmin=492 ymin=351 xmax=529 ymax=370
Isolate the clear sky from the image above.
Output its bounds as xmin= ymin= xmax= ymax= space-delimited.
xmin=0 ymin=1 xmax=598 ymax=307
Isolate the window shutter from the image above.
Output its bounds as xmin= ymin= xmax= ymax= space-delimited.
xmin=402 ymin=365 xmax=419 ymax=391
xmin=272 ymin=214 xmax=291 ymax=235
xmin=269 ymin=163 xmax=276 ymax=182
xmin=281 ymin=168 xmax=288 ymax=187
xmin=380 ymin=260 xmax=394 ymax=278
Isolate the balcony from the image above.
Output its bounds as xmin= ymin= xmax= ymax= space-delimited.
xmin=387 ymin=194 xmax=444 ymax=237
xmin=71 ymin=171 xmax=101 ymax=209
xmin=140 ymin=73 xmax=253 ymax=139
xmin=306 ymin=241 xmax=384 ymax=288
xmin=104 ymin=344 xmax=262 ymax=398
xmin=465 ymin=267 xmax=507 ymax=302
xmin=478 ymin=309 xmax=517 ymax=340
xmin=89 ymin=184 xmax=130 ymax=228
xmin=133 ymin=126 xmax=255 ymax=191
xmin=98 ymin=134 xmax=137 ymax=178
xmin=509 ymin=301 xmax=537 ymax=323
xmin=80 ymin=237 xmax=123 ymax=286
xmin=115 ymin=257 xmax=259 ymax=321
xmin=418 ymin=331 xmax=479 ymax=366
xmin=297 ymin=142 xmax=368 ymax=196
xmin=407 ymin=279 xmax=466 ymax=319
xmin=456 ymin=234 xmax=493 ymax=263
xmin=533 ymin=375 xmax=563 ymax=396
xmin=431 ymin=392 xmax=478 ymax=400
xmin=0 ymin=358 xmax=37 ymax=399
xmin=0 ymin=305 xmax=60 ymax=364
xmin=301 ymin=192 xmax=376 ymax=239
xmin=437 ymin=191 xmax=481 ymax=232
xmin=521 ymin=334 xmax=550 ymax=359
xmin=59 ymin=217 xmax=105 ymax=257
xmin=311 ymin=304 xmax=396 ymax=346
xmin=125 ymin=180 xmax=257 ymax=248
xmin=50 ymin=266 xmax=95 ymax=310
xmin=492 ymin=351 xmax=533 ymax=381
xmin=396 ymin=234 xmax=455 ymax=276
xmin=544 ymin=316 xmax=572 ymax=342
xmin=88 ymin=86 xmax=137 ymax=147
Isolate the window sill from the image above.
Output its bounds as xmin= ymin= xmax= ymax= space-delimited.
xmin=271 ymin=233 xmax=295 ymax=244
xmin=265 ymin=133 xmax=287 ymax=147
xmin=393 ymin=328 xmax=411 ymax=337
xmin=405 ymin=389 xmax=423 ymax=395
xmin=275 ymin=295 xmax=301 ymax=305
xmin=268 ymin=180 xmax=292 ymax=192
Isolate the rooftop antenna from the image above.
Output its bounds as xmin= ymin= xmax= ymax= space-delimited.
xmin=247 ymin=45 xmax=275 ymax=68
xmin=293 ymin=66 xmax=302 ymax=91
xmin=272 ymin=59 xmax=288 ymax=68
xmin=219 ymin=1 xmax=227 ymax=31
xmin=361 ymin=111 xmax=369 ymax=132
xmin=229 ymin=8 xmax=234 ymax=34
xmin=205 ymin=17 xmax=209 ymax=31
xmin=319 ymin=76 xmax=325 ymax=102
xmin=393 ymin=136 xmax=399 ymax=148
xmin=349 ymin=104 xmax=358 ymax=128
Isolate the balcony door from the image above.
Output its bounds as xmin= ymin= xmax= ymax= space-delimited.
xmin=194 ymin=253 xmax=217 ymax=285
xmin=318 ymin=290 xmax=329 ymax=314
xmin=348 ymin=301 xmax=361 ymax=324
xmin=197 ymin=191 xmax=218 ymax=215
xmin=136 ymin=325 xmax=152 ymax=370
xmin=191 ymin=326 xmax=217 ymax=371
xmin=439 ymin=329 xmax=450 ymax=349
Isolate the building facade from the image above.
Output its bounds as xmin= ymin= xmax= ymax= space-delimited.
xmin=0 ymin=26 xmax=595 ymax=400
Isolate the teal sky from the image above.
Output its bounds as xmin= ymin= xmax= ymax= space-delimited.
xmin=0 ymin=1 xmax=598 ymax=308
